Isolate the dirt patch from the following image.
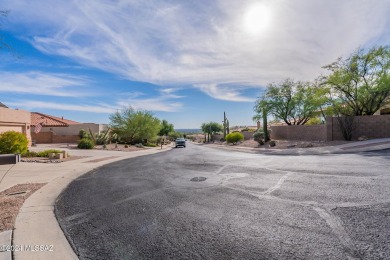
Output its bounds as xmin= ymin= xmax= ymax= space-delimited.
xmin=0 ymin=183 xmax=46 ymax=232
xmin=94 ymin=143 xmax=146 ymax=152
xmin=21 ymin=156 xmax=88 ymax=163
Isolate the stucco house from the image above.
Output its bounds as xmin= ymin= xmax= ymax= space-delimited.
xmin=31 ymin=112 xmax=108 ymax=144
xmin=0 ymin=102 xmax=32 ymax=145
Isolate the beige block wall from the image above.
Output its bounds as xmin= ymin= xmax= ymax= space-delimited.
xmin=329 ymin=114 xmax=390 ymax=140
xmin=38 ymin=123 xmax=108 ymax=135
xmin=270 ymin=125 xmax=327 ymax=141
xmin=0 ymin=107 xmax=31 ymax=145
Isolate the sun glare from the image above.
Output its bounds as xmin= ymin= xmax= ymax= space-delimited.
xmin=243 ymin=3 xmax=271 ymax=34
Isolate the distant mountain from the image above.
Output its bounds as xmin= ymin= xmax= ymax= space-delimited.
xmin=176 ymin=129 xmax=202 ymax=133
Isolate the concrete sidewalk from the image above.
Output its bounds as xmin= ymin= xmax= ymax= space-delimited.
xmin=0 ymin=145 xmax=172 ymax=260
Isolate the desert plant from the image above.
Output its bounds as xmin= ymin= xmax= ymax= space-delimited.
xmin=0 ymin=131 xmax=28 ymax=154
xmin=253 ymin=131 xmax=265 ymax=145
xmin=145 ymin=143 xmax=157 ymax=147
xmin=37 ymin=149 xmax=62 ymax=157
xmin=21 ymin=151 xmax=38 ymax=157
xmin=79 ymin=129 xmax=87 ymax=139
xmin=95 ymin=129 xmax=111 ymax=145
xmin=226 ymin=132 xmax=244 ymax=144
xmin=135 ymin=143 xmax=144 ymax=148
xmin=77 ymin=138 xmax=95 ymax=149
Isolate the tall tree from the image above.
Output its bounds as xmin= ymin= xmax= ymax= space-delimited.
xmin=109 ymin=106 xmax=161 ymax=144
xmin=323 ymin=45 xmax=390 ymax=116
xmin=257 ymin=79 xmax=326 ymax=125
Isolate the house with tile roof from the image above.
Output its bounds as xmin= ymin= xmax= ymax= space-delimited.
xmin=31 ymin=112 xmax=108 ymax=144
xmin=0 ymin=103 xmax=32 ymax=145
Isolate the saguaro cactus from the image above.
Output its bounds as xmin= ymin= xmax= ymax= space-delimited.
xmin=223 ymin=112 xmax=229 ymax=138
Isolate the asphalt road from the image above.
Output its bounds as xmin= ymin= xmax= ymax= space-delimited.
xmin=55 ymin=143 xmax=390 ymax=260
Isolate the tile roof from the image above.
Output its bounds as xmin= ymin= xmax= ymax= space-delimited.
xmin=31 ymin=112 xmax=80 ymax=127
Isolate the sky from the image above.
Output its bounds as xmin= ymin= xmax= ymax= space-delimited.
xmin=1 ymin=0 xmax=390 ymax=129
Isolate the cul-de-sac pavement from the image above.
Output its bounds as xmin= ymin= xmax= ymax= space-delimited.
xmin=55 ymin=143 xmax=390 ymax=260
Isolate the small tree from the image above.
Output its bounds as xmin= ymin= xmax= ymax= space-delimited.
xmin=110 ymin=106 xmax=161 ymax=144
xmin=158 ymin=120 xmax=174 ymax=136
xmin=0 ymin=131 xmax=28 ymax=154
xmin=201 ymin=122 xmax=223 ymax=142
xmin=226 ymin=132 xmax=244 ymax=145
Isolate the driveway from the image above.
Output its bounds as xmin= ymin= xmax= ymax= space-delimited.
xmin=55 ymin=143 xmax=390 ymax=259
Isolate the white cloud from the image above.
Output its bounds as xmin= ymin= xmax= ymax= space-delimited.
xmin=0 ymin=71 xmax=90 ymax=96
xmin=7 ymin=100 xmax=116 ymax=113
xmin=116 ymin=91 xmax=184 ymax=112
xmin=195 ymin=84 xmax=255 ymax=102
xmin=4 ymin=0 xmax=390 ymax=101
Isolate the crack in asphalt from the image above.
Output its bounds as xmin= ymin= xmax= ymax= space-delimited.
xmin=313 ymin=207 xmax=362 ymax=260
xmin=263 ymin=172 xmax=294 ymax=195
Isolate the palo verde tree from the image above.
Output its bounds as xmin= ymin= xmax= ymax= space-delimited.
xmin=201 ymin=122 xmax=223 ymax=142
xmin=158 ymin=119 xmax=174 ymax=136
xmin=323 ymin=45 xmax=390 ymax=116
xmin=256 ymin=78 xmax=326 ymax=126
xmin=109 ymin=106 xmax=161 ymax=144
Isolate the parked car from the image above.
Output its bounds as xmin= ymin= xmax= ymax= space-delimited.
xmin=175 ymin=138 xmax=186 ymax=148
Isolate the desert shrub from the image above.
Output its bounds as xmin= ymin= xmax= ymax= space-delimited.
xmin=145 ymin=143 xmax=157 ymax=147
xmin=220 ymin=137 xmax=225 ymax=142
xmin=124 ymin=145 xmax=129 ymax=148
xmin=0 ymin=131 xmax=29 ymax=154
xmin=135 ymin=143 xmax=144 ymax=148
xmin=253 ymin=131 xmax=265 ymax=145
xmin=269 ymin=140 xmax=276 ymax=147
xmin=79 ymin=129 xmax=87 ymax=139
xmin=226 ymin=132 xmax=244 ymax=144
xmin=37 ymin=149 xmax=62 ymax=157
xmin=21 ymin=151 xmax=38 ymax=157
xmin=78 ymin=138 xmax=95 ymax=149
xmin=306 ymin=118 xmax=322 ymax=125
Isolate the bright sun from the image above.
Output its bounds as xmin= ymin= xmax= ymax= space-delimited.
xmin=243 ymin=4 xmax=271 ymax=34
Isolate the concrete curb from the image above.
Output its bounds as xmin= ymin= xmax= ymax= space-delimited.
xmin=0 ymin=230 xmax=12 ymax=260
xmin=10 ymin=147 xmax=172 ymax=260
xmin=202 ymin=138 xmax=390 ymax=155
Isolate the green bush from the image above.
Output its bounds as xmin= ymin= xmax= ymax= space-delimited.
xmin=0 ymin=131 xmax=29 ymax=154
xmin=79 ymin=129 xmax=87 ymax=139
xmin=145 ymin=143 xmax=157 ymax=147
xmin=21 ymin=151 xmax=38 ymax=157
xmin=22 ymin=149 xmax=63 ymax=158
xmin=37 ymin=149 xmax=62 ymax=157
xmin=253 ymin=131 xmax=265 ymax=145
xmin=226 ymin=132 xmax=244 ymax=144
xmin=77 ymin=138 xmax=95 ymax=149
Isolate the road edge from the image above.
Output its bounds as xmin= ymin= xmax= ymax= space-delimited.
xmin=12 ymin=147 xmax=172 ymax=260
